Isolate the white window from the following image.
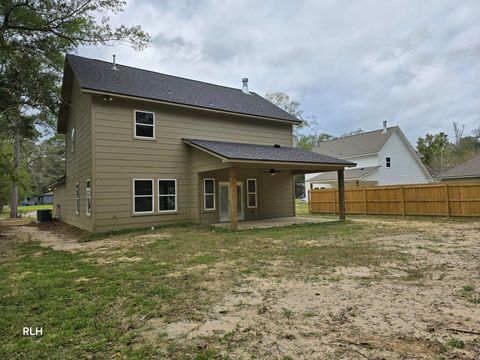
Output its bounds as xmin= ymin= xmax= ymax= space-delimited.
xmin=134 ymin=110 xmax=155 ymax=139
xmin=386 ymin=157 xmax=391 ymax=168
xmin=86 ymin=179 xmax=91 ymax=216
xmin=75 ymin=183 xmax=80 ymax=215
xmin=158 ymin=179 xmax=177 ymax=212
xmin=247 ymin=179 xmax=257 ymax=208
xmin=204 ymin=178 xmax=215 ymax=210
xmin=133 ymin=179 xmax=154 ymax=214
xmin=71 ymin=128 xmax=75 ymax=153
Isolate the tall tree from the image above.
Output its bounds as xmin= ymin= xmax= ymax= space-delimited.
xmin=26 ymin=135 xmax=65 ymax=195
xmin=0 ymin=0 xmax=149 ymax=217
xmin=417 ymin=132 xmax=451 ymax=170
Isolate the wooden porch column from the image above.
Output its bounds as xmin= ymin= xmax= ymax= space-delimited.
xmin=337 ymin=169 xmax=346 ymax=221
xmin=229 ymin=167 xmax=238 ymax=230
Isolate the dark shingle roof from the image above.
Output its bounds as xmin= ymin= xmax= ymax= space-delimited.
xmin=309 ymin=166 xmax=381 ymax=182
xmin=314 ymin=127 xmax=398 ymax=158
xmin=183 ymin=139 xmax=355 ymax=166
xmin=66 ymin=54 xmax=300 ymax=123
xmin=438 ymin=155 xmax=480 ymax=179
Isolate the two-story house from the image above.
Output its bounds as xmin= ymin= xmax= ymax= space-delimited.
xmin=305 ymin=122 xmax=432 ymax=190
xmin=51 ymin=54 xmax=353 ymax=232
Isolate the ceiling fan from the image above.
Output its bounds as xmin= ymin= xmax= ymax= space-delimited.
xmin=261 ymin=168 xmax=284 ymax=176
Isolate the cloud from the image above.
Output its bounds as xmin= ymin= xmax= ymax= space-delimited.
xmin=79 ymin=0 xmax=480 ymax=144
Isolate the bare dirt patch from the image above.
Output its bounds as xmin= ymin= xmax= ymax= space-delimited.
xmin=140 ymin=218 xmax=480 ymax=359
xmin=1 ymin=220 xmax=171 ymax=254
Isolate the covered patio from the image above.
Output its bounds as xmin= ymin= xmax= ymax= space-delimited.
xmin=184 ymin=138 xmax=355 ymax=230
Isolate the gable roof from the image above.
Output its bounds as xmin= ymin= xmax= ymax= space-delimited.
xmin=63 ymin=54 xmax=301 ymax=124
xmin=438 ymin=155 xmax=480 ymax=179
xmin=313 ymin=126 xmax=398 ymax=158
xmin=183 ymin=139 xmax=355 ymax=166
xmin=309 ymin=166 xmax=381 ymax=182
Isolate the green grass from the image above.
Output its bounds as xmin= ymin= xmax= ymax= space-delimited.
xmin=295 ymin=199 xmax=309 ymax=215
xmin=0 ymin=220 xmax=410 ymax=358
xmin=1 ymin=204 xmax=53 ymax=218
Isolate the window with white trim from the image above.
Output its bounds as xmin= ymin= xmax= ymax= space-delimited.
xmin=204 ymin=178 xmax=215 ymax=210
xmin=75 ymin=183 xmax=80 ymax=215
xmin=158 ymin=179 xmax=177 ymax=212
xmin=386 ymin=157 xmax=391 ymax=168
xmin=247 ymin=179 xmax=257 ymax=208
xmin=86 ymin=179 xmax=91 ymax=216
xmin=133 ymin=179 xmax=154 ymax=214
xmin=134 ymin=110 xmax=155 ymax=139
xmin=71 ymin=128 xmax=76 ymax=153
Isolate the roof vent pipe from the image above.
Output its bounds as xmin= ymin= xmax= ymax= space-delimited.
xmin=242 ymin=78 xmax=250 ymax=95
xmin=112 ymin=54 xmax=118 ymax=70
xmin=382 ymin=120 xmax=387 ymax=134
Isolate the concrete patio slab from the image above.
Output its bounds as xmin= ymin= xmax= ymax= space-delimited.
xmin=213 ymin=216 xmax=336 ymax=230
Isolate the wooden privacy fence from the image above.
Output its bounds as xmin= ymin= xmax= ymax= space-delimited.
xmin=309 ymin=182 xmax=480 ymax=217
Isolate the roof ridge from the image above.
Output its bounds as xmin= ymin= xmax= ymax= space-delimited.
xmin=66 ymin=53 xmax=259 ymax=95
xmin=317 ymin=125 xmax=399 ymax=144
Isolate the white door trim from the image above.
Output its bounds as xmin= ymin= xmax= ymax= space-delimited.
xmin=219 ymin=182 xmax=244 ymax=222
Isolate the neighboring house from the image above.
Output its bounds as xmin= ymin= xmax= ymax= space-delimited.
xmin=20 ymin=192 xmax=54 ymax=206
xmin=305 ymin=122 xmax=433 ymax=190
xmin=51 ymin=54 xmax=353 ymax=233
xmin=437 ymin=155 xmax=480 ymax=182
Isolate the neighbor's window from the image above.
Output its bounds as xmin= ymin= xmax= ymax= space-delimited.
xmin=158 ymin=179 xmax=177 ymax=212
xmin=204 ymin=178 xmax=215 ymax=210
xmin=75 ymin=183 xmax=80 ymax=215
xmin=134 ymin=110 xmax=155 ymax=139
xmin=247 ymin=179 xmax=257 ymax=208
xmin=386 ymin=157 xmax=391 ymax=168
xmin=133 ymin=179 xmax=154 ymax=214
xmin=86 ymin=179 xmax=91 ymax=216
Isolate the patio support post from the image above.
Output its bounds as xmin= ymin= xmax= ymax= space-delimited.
xmin=229 ymin=167 xmax=238 ymax=230
xmin=338 ymin=169 xmax=346 ymax=221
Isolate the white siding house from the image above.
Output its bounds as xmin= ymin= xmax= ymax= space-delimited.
xmin=305 ymin=122 xmax=433 ymax=190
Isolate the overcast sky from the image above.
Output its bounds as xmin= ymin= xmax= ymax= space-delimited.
xmin=80 ymin=0 xmax=480 ymax=144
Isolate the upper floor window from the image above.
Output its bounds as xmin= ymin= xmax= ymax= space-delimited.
xmin=158 ymin=179 xmax=177 ymax=212
xmin=134 ymin=110 xmax=155 ymax=139
xmin=386 ymin=157 xmax=391 ymax=168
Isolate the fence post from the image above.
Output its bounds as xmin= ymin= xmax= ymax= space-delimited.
xmin=363 ymin=188 xmax=367 ymax=215
xmin=444 ymin=184 xmax=450 ymax=218
xmin=401 ymin=186 xmax=405 ymax=216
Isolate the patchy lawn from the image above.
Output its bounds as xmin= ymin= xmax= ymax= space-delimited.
xmin=0 ymin=205 xmax=53 ymax=219
xmin=0 ymin=217 xmax=479 ymax=359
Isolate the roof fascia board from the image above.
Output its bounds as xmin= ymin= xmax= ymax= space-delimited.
xmin=82 ymin=88 xmax=302 ymax=125
xmin=222 ymin=159 xmax=353 ymax=168
xmin=437 ymin=174 xmax=480 ymax=179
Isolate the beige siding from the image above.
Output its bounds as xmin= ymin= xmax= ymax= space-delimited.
xmin=92 ymin=96 xmax=293 ymax=232
xmin=53 ymin=184 xmax=65 ymax=219
xmin=259 ymin=171 xmax=295 ymax=218
xmin=59 ymin=83 xmax=93 ymax=231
